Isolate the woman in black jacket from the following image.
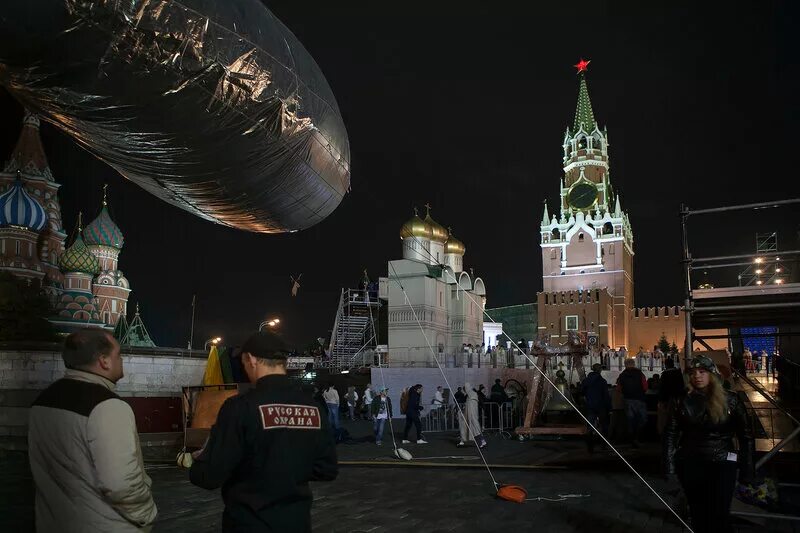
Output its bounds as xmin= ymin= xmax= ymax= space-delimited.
xmin=664 ymin=356 xmax=755 ymax=533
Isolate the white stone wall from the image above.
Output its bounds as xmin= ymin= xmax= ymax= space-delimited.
xmin=0 ymin=349 xmax=207 ymax=448
xmin=0 ymin=350 xmax=206 ymax=396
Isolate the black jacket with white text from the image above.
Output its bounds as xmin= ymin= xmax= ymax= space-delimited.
xmin=190 ymin=374 xmax=338 ymax=532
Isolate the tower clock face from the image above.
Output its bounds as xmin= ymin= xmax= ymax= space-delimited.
xmin=568 ymin=182 xmax=598 ymax=209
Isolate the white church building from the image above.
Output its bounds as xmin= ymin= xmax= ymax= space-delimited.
xmin=381 ymin=207 xmax=487 ymax=366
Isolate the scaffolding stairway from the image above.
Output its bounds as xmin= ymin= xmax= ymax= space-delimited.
xmin=324 ymin=287 xmax=381 ymax=373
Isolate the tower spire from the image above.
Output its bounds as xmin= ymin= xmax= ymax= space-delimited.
xmin=541 ymin=202 xmax=550 ymax=225
xmin=572 ymin=59 xmax=596 ymax=134
xmin=102 ymin=184 xmax=108 ymax=206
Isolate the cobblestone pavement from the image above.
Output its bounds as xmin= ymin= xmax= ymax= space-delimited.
xmin=0 ymin=422 xmax=778 ymax=532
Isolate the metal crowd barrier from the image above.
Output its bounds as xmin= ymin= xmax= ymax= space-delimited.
xmin=422 ymin=401 xmax=523 ymax=434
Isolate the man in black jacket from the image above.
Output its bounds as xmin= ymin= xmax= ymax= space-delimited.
xmin=190 ymin=332 xmax=337 ymax=532
xmin=402 ymin=384 xmax=427 ymax=444
xmin=657 ymin=357 xmax=684 ymax=434
xmin=616 ymin=358 xmax=648 ymax=447
xmin=580 ymin=364 xmax=611 ymax=451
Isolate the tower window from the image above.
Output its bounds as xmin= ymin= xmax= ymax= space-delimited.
xmin=577 ymin=136 xmax=587 ymax=150
xmin=609 ymin=244 xmax=615 ymax=255
xmin=550 ymin=249 xmax=557 ymax=259
xmin=566 ymin=315 xmax=578 ymax=331
xmin=15 ymin=240 xmax=21 ymax=255
xmin=552 ymin=228 xmax=560 ymax=239
xmin=578 ymin=233 xmax=584 ymax=242
xmin=603 ymin=222 xmax=613 ymax=234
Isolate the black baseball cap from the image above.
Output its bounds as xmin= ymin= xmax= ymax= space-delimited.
xmin=241 ymin=331 xmax=289 ymax=361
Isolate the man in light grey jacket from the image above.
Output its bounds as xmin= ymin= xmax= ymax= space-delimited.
xmin=28 ymin=328 xmax=157 ymax=532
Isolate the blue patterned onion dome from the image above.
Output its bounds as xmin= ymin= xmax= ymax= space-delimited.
xmin=84 ymin=206 xmax=124 ymax=249
xmin=0 ymin=178 xmax=47 ymax=231
xmin=59 ymin=234 xmax=100 ymax=275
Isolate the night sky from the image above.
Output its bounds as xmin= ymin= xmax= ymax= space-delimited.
xmin=1 ymin=1 xmax=798 ymax=349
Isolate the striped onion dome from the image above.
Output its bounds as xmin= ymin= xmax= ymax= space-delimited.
xmin=84 ymin=205 xmax=124 ymax=249
xmin=59 ymin=233 xmax=100 ymax=275
xmin=0 ymin=177 xmax=47 ymax=231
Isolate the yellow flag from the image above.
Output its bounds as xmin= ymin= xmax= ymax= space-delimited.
xmin=202 ymin=345 xmax=224 ymax=385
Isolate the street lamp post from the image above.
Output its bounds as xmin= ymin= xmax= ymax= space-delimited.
xmin=258 ymin=318 xmax=281 ymax=331
xmin=204 ymin=337 xmax=222 ymax=350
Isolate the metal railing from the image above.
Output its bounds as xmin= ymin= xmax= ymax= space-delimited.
xmin=421 ymin=401 xmax=524 ymax=434
xmin=353 ymin=348 xmax=671 ymax=372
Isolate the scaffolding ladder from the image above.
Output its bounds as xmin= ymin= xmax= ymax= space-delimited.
xmin=325 ymin=287 xmax=381 ymax=372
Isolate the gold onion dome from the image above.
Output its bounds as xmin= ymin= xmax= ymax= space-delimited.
xmin=400 ymin=208 xmax=432 ymax=240
xmin=444 ymin=230 xmax=466 ymax=255
xmin=423 ymin=205 xmax=448 ymax=243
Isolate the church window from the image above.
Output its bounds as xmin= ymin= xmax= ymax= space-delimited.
xmin=545 ymin=294 xmax=549 ymax=304
xmin=578 ymin=233 xmax=584 ymax=242
xmin=552 ymin=228 xmax=560 ymax=239
xmin=439 ymin=291 xmax=443 ymax=307
xmin=592 ymin=135 xmax=603 ymax=151
xmin=566 ymin=315 xmax=578 ymax=331
xmin=577 ymin=136 xmax=587 ymax=150
xmin=603 ymin=222 xmax=613 ymax=234
xmin=436 ymin=252 xmax=439 ymax=262
xmin=15 ymin=240 xmax=21 ymax=255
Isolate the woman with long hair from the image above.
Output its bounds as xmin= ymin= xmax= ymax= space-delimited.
xmin=664 ymin=356 xmax=755 ymax=532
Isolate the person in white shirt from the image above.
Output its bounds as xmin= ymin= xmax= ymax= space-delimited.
xmin=322 ymin=384 xmax=340 ymax=430
xmin=433 ymin=386 xmax=445 ymax=410
xmin=363 ymin=384 xmax=374 ymax=420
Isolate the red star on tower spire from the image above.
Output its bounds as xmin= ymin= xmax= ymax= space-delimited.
xmin=574 ymin=58 xmax=591 ymax=74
